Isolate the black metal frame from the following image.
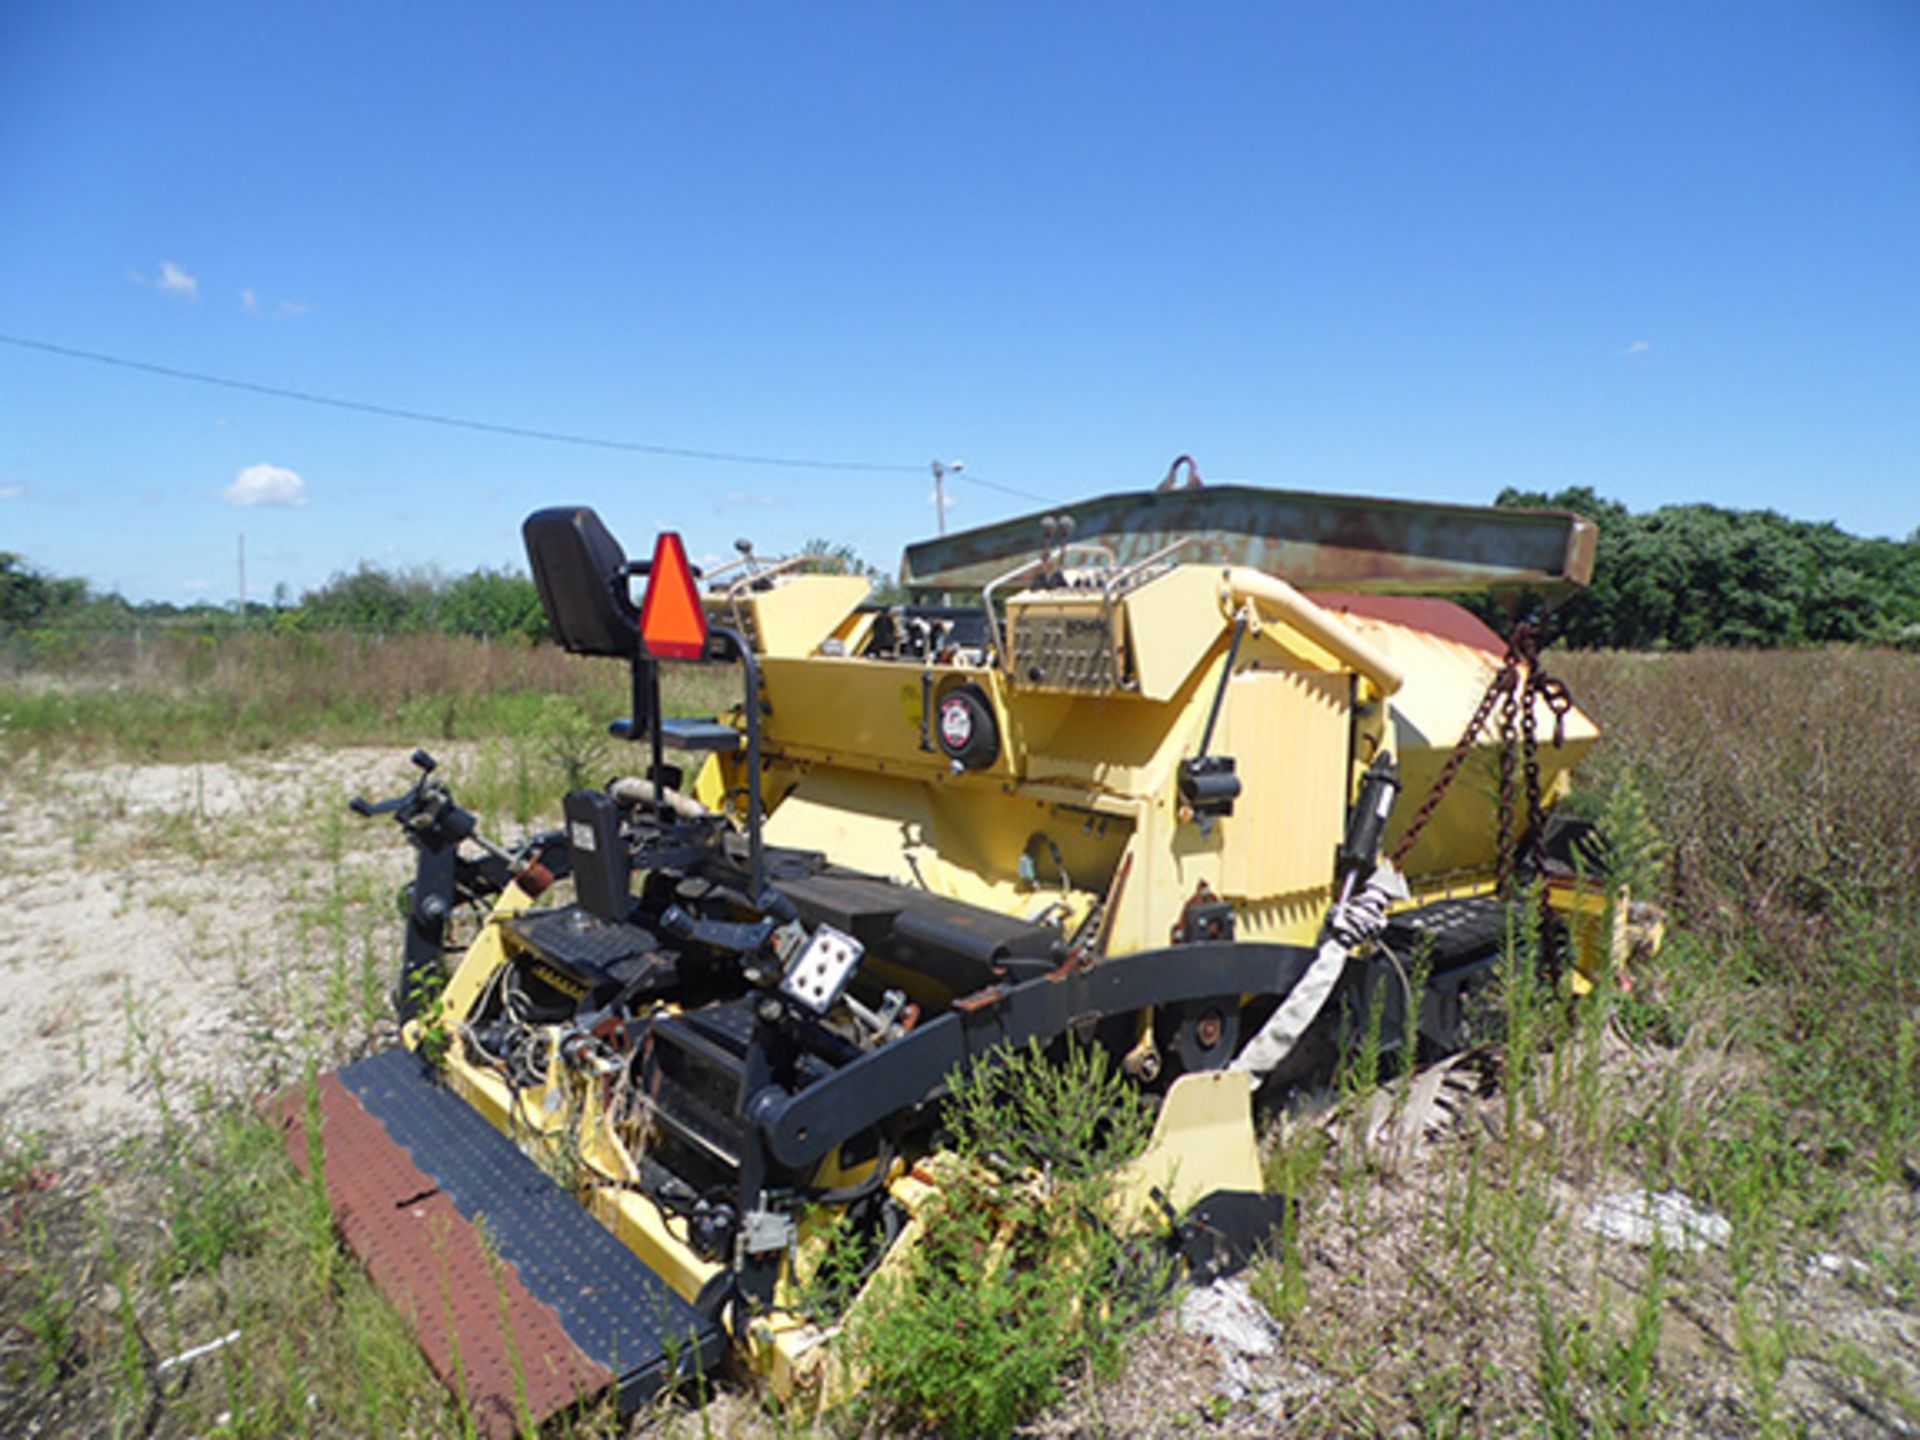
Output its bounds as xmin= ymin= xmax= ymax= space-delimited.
xmin=747 ymin=939 xmax=1312 ymax=1170
xmin=351 ymin=750 xmax=537 ymax=1021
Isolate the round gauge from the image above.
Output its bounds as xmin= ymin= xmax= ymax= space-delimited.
xmin=935 ymin=686 xmax=999 ymax=770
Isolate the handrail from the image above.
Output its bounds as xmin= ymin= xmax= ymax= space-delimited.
xmin=1219 ymin=567 xmax=1405 ymax=697
xmin=980 ymin=556 xmax=1047 ymax=669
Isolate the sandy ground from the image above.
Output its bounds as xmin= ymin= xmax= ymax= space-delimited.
xmin=0 ymin=748 xmax=430 ymax=1147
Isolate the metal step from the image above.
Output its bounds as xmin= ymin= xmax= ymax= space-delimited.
xmin=276 ymin=1048 xmax=726 ymax=1438
xmin=659 ymin=717 xmax=742 ymax=752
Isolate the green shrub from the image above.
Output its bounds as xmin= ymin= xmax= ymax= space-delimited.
xmin=849 ymin=1040 xmax=1161 ymax=1440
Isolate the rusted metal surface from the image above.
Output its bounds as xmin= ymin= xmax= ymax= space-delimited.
xmin=902 ymin=484 xmax=1597 ymax=597
xmin=951 ymin=984 xmax=1010 ymax=1014
xmin=1306 ymin=591 xmax=1508 ymax=655
xmin=276 ymin=1075 xmax=611 ymax=1438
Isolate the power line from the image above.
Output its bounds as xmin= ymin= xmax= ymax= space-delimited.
xmin=0 ymin=331 xmax=924 ymax=475
xmin=0 ymin=329 xmax=1062 ymax=505
xmin=947 ymin=470 xmax=1053 ymax=504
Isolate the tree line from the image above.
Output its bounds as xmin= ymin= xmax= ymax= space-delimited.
xmin=1 ymin=553 xmax=550 ymax=640
xmin=1 ymin=537 xmax=890 ymax=644
xmin=1482 ymin=487 xmax=1920 ymax=649
xmin=7 ymin=495 xmax=1919 ymax=650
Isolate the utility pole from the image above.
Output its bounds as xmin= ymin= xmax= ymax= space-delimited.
xmin=237 ymin=533 xmax=247 ymax=624
xmin=930 ymin=459 xmax=964 ymax=536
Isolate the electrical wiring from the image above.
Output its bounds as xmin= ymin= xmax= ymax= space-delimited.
xmin=0 ymin=331 xmax=1054 ymax=503
xmin=0 ymin=333 xmax=921 ymax=474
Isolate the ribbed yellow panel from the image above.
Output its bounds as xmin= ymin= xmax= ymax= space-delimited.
xmin=1231 ymin=890 xmax=1326 ymax=948
xmin=1216 ymin=668 xmax=1350 ymax=902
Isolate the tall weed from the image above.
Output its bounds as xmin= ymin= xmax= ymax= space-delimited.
xmin=850 ymin=1040 xmax=1160 ymax=1440
xmin=1562 ymin=648 xmax=1920 ymax=1183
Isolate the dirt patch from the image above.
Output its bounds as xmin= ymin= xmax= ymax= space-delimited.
xmin=0 ymin=749 xmax=434 ymax=1149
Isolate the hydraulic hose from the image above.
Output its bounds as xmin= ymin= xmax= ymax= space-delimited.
xmin=1230 ymin=862 xmax=1408 ymax=1079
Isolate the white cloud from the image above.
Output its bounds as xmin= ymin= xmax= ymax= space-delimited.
xmin=240 ymin=288 xmax=260 ymax=316
xmin=180 ymin=579 xmax=213 ymax=592
xmin=722 ymin=490 xmax=779 ymax=509
xmin=223 ymin=463 xmax=308 ymax=508
xmin=131 ymin=260 xmax=201 ymax=299
xmin=1624 ymin=339 xmax=1653 ymax=357
xmin=155 ymin=260 xmax=199 ymax=300
xmin=0 ymin=484 xmax=25 ymax=500
xmin=277 ymin=298 xmax=313 ymax=317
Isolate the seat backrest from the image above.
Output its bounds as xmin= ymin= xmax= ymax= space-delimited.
xmin=522 ymin=506 xmax=638 ymax=657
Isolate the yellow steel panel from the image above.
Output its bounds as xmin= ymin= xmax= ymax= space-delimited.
xmin=713 ymin=574 xmax=872 ymax=658
xmin=827 ymin=605 xmax=878 ymax=656
xmin=760 ymin=774 xmax=948 ymax=886
xmin=1101 ymin=797 xmax=1224 ymax=955
xmin=1112 ymin=1071 xmax=1263 ymax=1216
xmin=1010 ymin=666 xmax=1216 ymax=799
xmin=760 ymin=772 xmax=1106 ymax=932
xmin=1216 ymin=668 xmax=1350 ymax=902
xmin=760 ymin=651 xmax=1204 ymax=801
xmin=758 ymin=658 xmax=1004 ymax=775
xmin=690 ymin=753 xmax=728 ymax=811
xmin=1120 ymin=565 xmax=1231 ymax=701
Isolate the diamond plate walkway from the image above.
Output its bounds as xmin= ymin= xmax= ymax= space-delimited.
xmin=276 ymin=1047 xmax=725 ymax=1437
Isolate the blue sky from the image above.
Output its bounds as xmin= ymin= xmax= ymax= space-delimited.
xmin=2 ymin=2 xmax=1916 ymax=602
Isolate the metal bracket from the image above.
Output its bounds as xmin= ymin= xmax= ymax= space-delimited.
xmin=780 ymin=924 xmax=865 ymax=1014
xmin=738 ymin=1207 xmax=797 ymax=1258
xmin=1175 ymin=881 xmax=1235 ymax=945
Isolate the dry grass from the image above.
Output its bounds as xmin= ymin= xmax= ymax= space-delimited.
xmin=1558 ymin=647 xmax=1920 ymax=951
xmin=0 ymin=631 xmax=736 ymax=760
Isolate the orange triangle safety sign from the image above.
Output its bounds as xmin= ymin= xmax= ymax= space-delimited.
xmin=638 ymin=532 xmax=709 ymax=661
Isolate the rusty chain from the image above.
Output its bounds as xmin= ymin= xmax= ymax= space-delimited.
xmin=1514 ymin=621 xmax=1577 ymax=883
xmin=1389 ymin=636 xmax=1520 ymax=869
xmin=1381 ymin=613 xmax=1580 ymax=985
xmin=1389 ymin=615 xmax=1577 ymax=916
xmin=1496 ymin=629 xmax=1523 ymax=898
